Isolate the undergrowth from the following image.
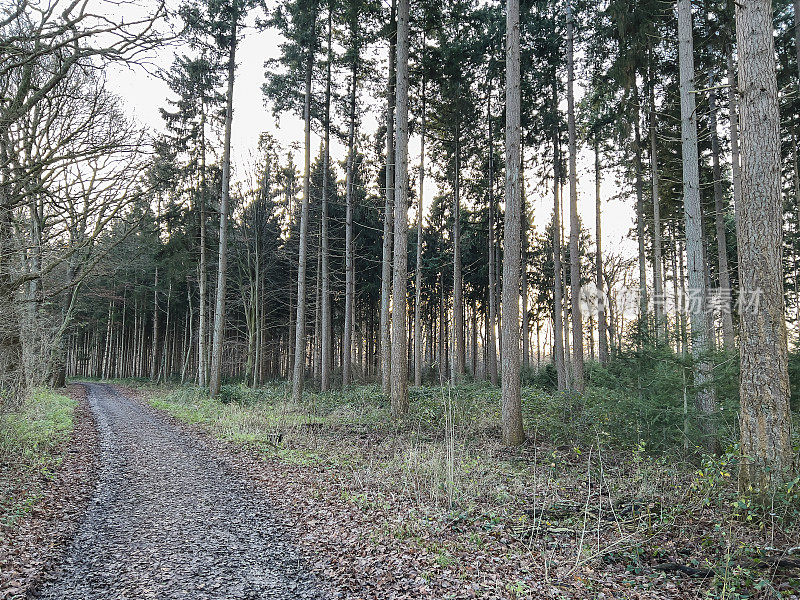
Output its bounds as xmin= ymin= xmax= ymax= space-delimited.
xmin=144 ymin=375 xmax=800 ymax=598
xmin=0 ymin=389 xmax=77 ymax=528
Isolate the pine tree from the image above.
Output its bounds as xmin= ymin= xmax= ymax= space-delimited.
xmin=735 ymin=0 xmax=795 ymax=492
xmin=566 ymin=0 xmax=584 ymax=392
xmin=264 ymin=0 xmax=322 ymax=401
xmin=677 ymin=0 xmax=717 ymax=448
xmin=390 ymin=0 xmax=410 ymax=416
xmin=159 ymin=52 xmax=224 ymax=386
xmin=501 ymin=0 xmax=524 ymax=446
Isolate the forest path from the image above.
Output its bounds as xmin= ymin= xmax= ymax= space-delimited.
xmin=35 ymin=383 xmax=325 ymax=600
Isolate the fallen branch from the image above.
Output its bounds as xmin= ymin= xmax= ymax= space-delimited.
xmin=654 ymin=556 xmax=800 ymax=578
xmin=653 ymin=562 xmax=713 ymax=578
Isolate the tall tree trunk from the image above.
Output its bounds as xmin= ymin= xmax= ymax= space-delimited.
xmin=320 ymin=6 xmax=333 ymax=392
xmin=161 ymin=282 xmax=172 ymax=380
xmin=343 ymin=63 xmax=357 ymax=388
xmin=566 ymin=0 xmax=584 ymax=392
xmin=452 ymin=130 xmax=465 ymax=383
xmin=633 ymin=82 xmax=648 ymax=324
xmin=151 ymin=266 xmax=159 ymax=381
xmin=703 ymin=6 xmax=735 ymax=350
xmin=677 ymin=0 xmax=717 ymax=448
xmin=438 ymin=271 xmax=446 ymax=383
xmin=209 ymin=13 xmax=238 ymax=398
xmin=561 ymin=187 xmax=570 ymax=372
xmin=390 ymin=0 xmax=409 ymax=416
xmin=649 ymin=63 xmax=665 ymax=342
xmin=502 ymin=0 xmax=524 ymax=445
xmin=594 ymin=139 xmax=609 ymax=365
xmin=471 ymin=300 xmax=478 ymax=375
xmin=313 ymin=240 xmax=321 ymax=383
xmin=671 ymin=223 xmax=681 ymax=354
xmin=727 ymin=46 xmax=743 ymax=220
xmin=521 ymin=191 xmax=529 ymax=371
xmin=707 ymin=76 xmax=735 ymax=350
xmin=735 ymin=0 xmax=794 ymax=492
xmin=414 ymin=70 xmax=426 ymax=388
xmin=291 ymin=16 xmax=317 ymax=403
xmin=678 ymin=236 xmax=689 ymax=356
xmin=487 ymin=88 xmax=499 ymax=386
xmin=380 ymin=0 xmax=397 ymax=396
xmin=198 ymin=98 xmax=209 ymax=387
xmin=552 ymin=85 xmax=567 ymax=391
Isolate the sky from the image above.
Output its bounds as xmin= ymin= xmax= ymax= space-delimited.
xmin=103 ymin=3 xmax=638 ymax=260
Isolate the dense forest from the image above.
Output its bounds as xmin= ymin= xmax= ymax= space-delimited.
xmin=2 ymin=0 xmax=800 ymax=596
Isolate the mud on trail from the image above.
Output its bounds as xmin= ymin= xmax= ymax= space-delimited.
xmin=34 ymin=383 xmax=325 ymax=600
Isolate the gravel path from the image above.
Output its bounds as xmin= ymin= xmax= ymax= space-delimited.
xmin=35 ymin=383 xmax=326 ymax=600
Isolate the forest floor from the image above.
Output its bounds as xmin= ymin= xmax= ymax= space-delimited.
xmin=0 ymin=386 xmax=98 ymax=599
xmin=1 ymin=380 xmax=798 ymax=599
xmin=139 ymin=380 xmax=799 ymax=599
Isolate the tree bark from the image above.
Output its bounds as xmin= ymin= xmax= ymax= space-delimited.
xmin=727 ymin=47 xmax=743 ymax=221
xmin=632 ymin=83 xmax=648 ymax=323
xmin=566 ymin=0 xmax=584 ymax=392
xmin=209 ymin=12 xmax=237 ymax=398
xmin=414 ymin=67 xmax=426 ymax=388
xmin=735 ymin=0 xmax=795 ymax=491
xmin=380 ymin=0 xmax=397 ymax=396
xmin=390 ymin=0 xmax=409 ymax=416
xmin=649 ymin=65 xmax=665 ymax=342
xmin=151 ymin=266 xmax=159 ymax=381
xmin=320 ymin=6 xmax=333 ymax=391
xmin=501 ymin=0 xmax=524 ymax=445
xmin=452 ymin=130 xmax=465 ymax=383
xmin=594 ymin=139 xmax=609 ymax=365
xmin=487 ymin=88 xmax=499 ymax=386
xmin=552 ymin=83 xmax=567 ymax=391
xmin=703 ymin=8 xmax=734 ymax=350
xmin=677 ymin=0 xmax=717 ymax=448
xmin=291 ymin=15 xmax=317 ymax=404
xmin=198 ymin=99 xmax=209 ymax=387
xmin=343 ymin=63 xmax=357 ymax=387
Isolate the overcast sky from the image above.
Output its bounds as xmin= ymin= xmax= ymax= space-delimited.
xmin=103 ymin=4 xmax=637 ymax=260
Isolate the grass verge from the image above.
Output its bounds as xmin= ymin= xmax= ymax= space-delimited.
xmin=0 ymin=389 xmax=77 ymax=529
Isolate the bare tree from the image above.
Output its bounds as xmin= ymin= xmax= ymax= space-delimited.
xmin=0 ymin=0 xmax=165 ymax=400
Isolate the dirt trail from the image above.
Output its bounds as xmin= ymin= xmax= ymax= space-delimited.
xmin=35 ymin=383 xmax=325 ymax=600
